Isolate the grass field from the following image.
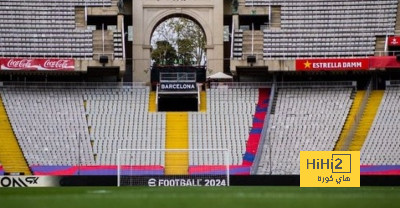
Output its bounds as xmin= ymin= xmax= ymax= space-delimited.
xmin=1 ymin=186 xmax=399 ymax=208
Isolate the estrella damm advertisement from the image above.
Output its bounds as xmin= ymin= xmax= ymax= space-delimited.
xmin=300 ymin=151 xmax=360 ymax=187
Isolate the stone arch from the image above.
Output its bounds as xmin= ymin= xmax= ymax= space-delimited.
xmin=145 ymin=10 xmax=213 ymax=46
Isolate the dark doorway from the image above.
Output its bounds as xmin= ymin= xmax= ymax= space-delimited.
xmin=87 ymin=67 xmax=120 ymax=82
xmin=158 ymin=95 xmax=198 ymax=112
xmin=239 ymin=15 xmax=269 ymax=30
xmin=237 ymin=67 xmax=270 ymax=82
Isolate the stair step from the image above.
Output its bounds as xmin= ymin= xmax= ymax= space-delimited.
xmin=348 ymin=91 xmax=384 ymax=151
xmin=165 ymin=112 xmax=189 ymax=175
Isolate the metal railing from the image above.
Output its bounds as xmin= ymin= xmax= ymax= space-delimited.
xmin=230 ymin=19 xmax=235 ymax=59
xmin=0 ymin=82 xmax=147 ymax=89
xmin=210 ymin=81 xmax=355 ymax=89
xmin=387 ymin=80 xmax=400 ymax=87
xmin=210 ymin=82 xmax=273 ymax=89
xmin=0 ymin=54 xmax=95 ymax=60
xmin=121 ymin=15 xmax=126 ymax=60
xmin=338 ymin=80 xmax=373 ymax=151
xmin=276 ymin=81 xmax=356 ymax=89
xmin=160 ymin=72 xmax=197 ymax=83
xmin=232 ymin=50 xmax=397 ymax=61
xmin=232 ymin=52 xmax=264 ymax=61
xmin=261 ymin=51 xmax=395 ymax=60
xmin=251 ymin=82 xmax=276 ymax=175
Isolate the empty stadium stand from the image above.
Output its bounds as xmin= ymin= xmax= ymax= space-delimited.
xmin=0 ymin=84 xmax=166 ymax=175
xmin=256 ymin=84 xmax=354 ymax=175
xmin=361 ymin=85 xmax=400 ymax=166
xmin=1 ymin=88 xmax=95 ymax=166
xmin=188 ymin=87 xmax=270 ymax=175
xmin=189 ymin=88 xmax=258 ymax=166
xmin=1 ymin=80 xmax=399 ymax=176
xmin=0 ymin=0 xmax=115 ymax=58
xmin=0 ymin=94 xmax=31 ymax=175
xmin=244 ymin=0 xmax=397 ymax=58
xmin=1 ymin=83 xmax=270 ymax=175
xmin=85 ymin=87 xmax=166 ymax=166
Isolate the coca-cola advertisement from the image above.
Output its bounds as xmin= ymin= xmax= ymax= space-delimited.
xmin=0 ymin=58 xmax=74 ymax=71
xmin=37 ymin=59 xmax=74 ymax=71
xmin=0 ymin=58 xmax=36 ymax=70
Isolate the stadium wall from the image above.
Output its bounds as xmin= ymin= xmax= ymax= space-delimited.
xmin=56 ymin=175 xmax=400 ymax=186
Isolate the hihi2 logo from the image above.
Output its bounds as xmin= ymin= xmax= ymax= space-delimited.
xmin=300 ymin=151 xmax=360 ymax=187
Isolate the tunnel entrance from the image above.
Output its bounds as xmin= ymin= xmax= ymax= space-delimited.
xmin=156 ymin=72 xmax=200 ymax=112
xmin=158 ymin=94 xmax=198 ymax=112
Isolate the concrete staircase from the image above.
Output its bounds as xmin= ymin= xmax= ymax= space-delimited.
xmin=335 ymin=91 xmax=365 ymax=151
xmin=165 ymin=112 xmax=189 ymax=175
xmin=349 ymin=91 xmax=384 ymax=151
xmin=242 ymin=30 xmax=264 ymax=59
xmin=270 ymin=6 xmax=281 ymax=29
xmin=375 ymin=36 xmax=387 ymax=56
xmin=395 ymin=0 xmax=400 ymax=35
xmin=0 ymin=96 xmax=31 ymax=175
xmin=93 ymin=30 xmax=114 ymax=60
xmin=75 ymin=7 xmax=86 ymax=29
xmin=87 ymin=0 xmax=119 ymax=15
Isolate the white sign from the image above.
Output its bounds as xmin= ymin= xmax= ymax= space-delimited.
xmin=128 ymin=26 xmax=133 ymax=42
xmin=0 ymin=176 xmax=60 ymax=187
xmin=147 ymin=178 xmax=227 ymax=187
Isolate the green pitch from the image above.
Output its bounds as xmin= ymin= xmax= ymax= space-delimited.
xmin=0 ymin=186 xmax=399 ymax=208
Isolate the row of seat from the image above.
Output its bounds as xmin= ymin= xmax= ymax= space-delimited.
xmin=361 ymin=87 xmax=400 ymax=165
xmin=189 ymin=88 xmax=259 ymax=165
xmin=246 ymin=0 xmax=397 ymax=6
xmin=257 ymin=87 xmax=354 ymax=174
xmin=1 ymin=86 xmax=165 ymax=166
xmin=245 ymin=0 xmax=397 ymax=58
xmin=0 ymin=0 xmax=113 ymax=58
xmin=84 ymin=88 xmax=166 ymax=165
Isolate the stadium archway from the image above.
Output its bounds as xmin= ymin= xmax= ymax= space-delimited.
xmin=132 ymin=0 xmax=224 ymax=82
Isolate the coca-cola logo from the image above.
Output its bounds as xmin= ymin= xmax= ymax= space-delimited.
xmin=43 ymin=59 xmax=71 ymax=69
xmin=6 ymin=59 xmax=34 ymax=68
xmin=0 ymin=58 xmax=74 ymax=71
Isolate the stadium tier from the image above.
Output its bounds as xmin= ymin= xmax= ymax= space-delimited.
xmin=1 ymin=88 xmax=95 ymax=166
xmin=244 ymin=0 xmax=397 ymax=58
xmin=0 ymin=0 xmax=113 ymax=58
xmin=189 ymin=88 xmax=270 ymax=175
xmin=0 ymin=85 xmax=270 ymax=175
xmin=360 ymin=86 xmax=400 ymax=175
xmin=0 ymin=82 xmax=400 ymax=175
xmin=256 ymin=86 xmax=354 ymax=175
xmin=85 ymin=88 xmax=165 ymax=166
xmin=0 ymin=86 xmax=166 ymax=175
